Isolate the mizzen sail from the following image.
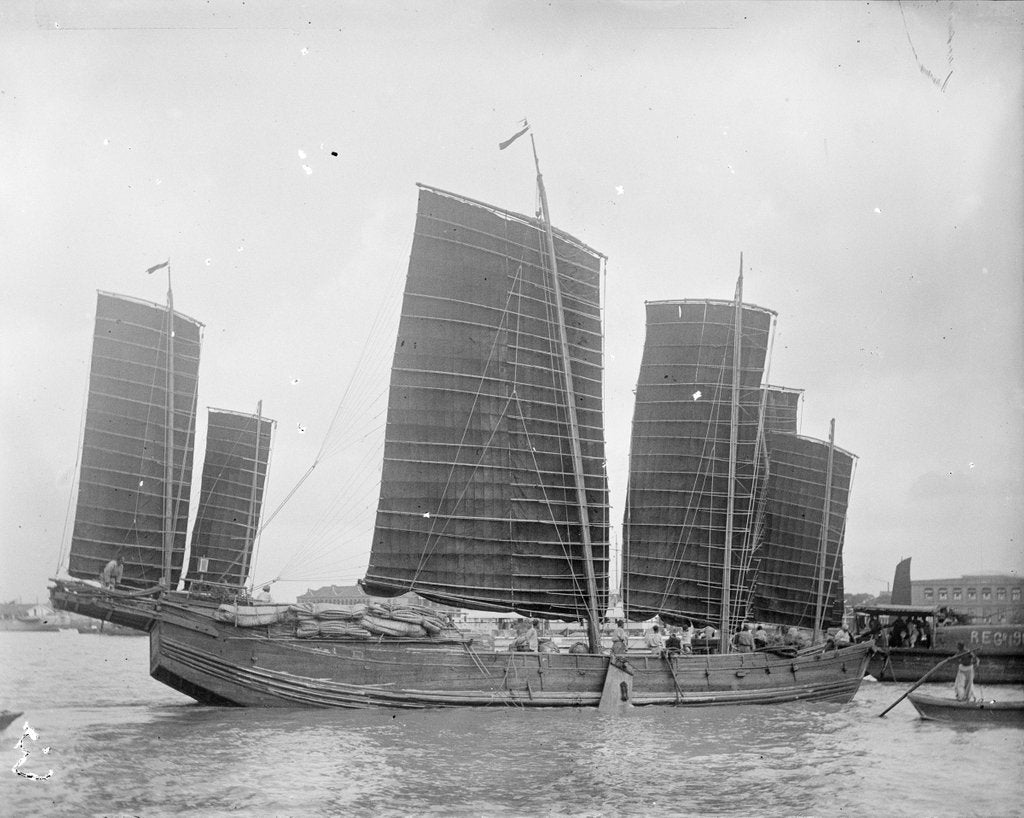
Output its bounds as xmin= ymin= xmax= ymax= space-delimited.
xmin=749 ymin=432 xmax=855 ymax=629
xmin=185 ymin=408 xmax=275 ymax=592
xmin=363 ymin=186 xmax=609 ymax=619
xmin=68 ymin=292 xmax=202 ymax=588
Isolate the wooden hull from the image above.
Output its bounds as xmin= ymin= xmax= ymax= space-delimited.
xmin=867 ymin=648 xmax=1024 ymax=684
xmin=149 ymin=605 xmax=873 ymax=709
xmin=908 ymin=692 xmax=1024 ymax=724
xmin=50 ymin=581 xmax=157 ymax=632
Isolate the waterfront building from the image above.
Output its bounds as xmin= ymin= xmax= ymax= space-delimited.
xmin=911 ymin=573 xmax=1023 ymax=622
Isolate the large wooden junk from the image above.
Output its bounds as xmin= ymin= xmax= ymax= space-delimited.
xmin=145 ymin=181 xmax=870 ymax=709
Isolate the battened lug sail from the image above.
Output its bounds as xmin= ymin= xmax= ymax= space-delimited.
xmin=622 ymin=300 xmax=774 ymax=626
xmin=185 ymin=408 xmax=275 ymax=592
xmin=68 ymin=292 xmax=202 ymax=589
xmin=762 ymin=385 xmax=802 ymax=434
xmin=891 ymin=556 xmax=912 ymax=605
xmin=363 ymin=185 xmax=609 ymax=620
xmin=749 ymin=433 xmax=856 ymax=629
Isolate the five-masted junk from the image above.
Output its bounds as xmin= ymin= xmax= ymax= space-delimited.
xmin=622 ymin=299 xmax=857 ymax=635
xmin=185 ymin=408 xmax=275 ymax=594
xmin=363 ymin=185 xmax=610 ymax=622
xmin=68 ymin=292 xmax=202 ymax=589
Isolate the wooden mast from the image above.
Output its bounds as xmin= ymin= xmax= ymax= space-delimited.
xmin=530 ymin=135 xmax=603 ymax=654
xmin=812 ymin=418 xmax=837 ymax=642
xmin=719 ymin=254 xmax=743 ymax=654
xmin=161 ymin=262 xmax=176 ymax=591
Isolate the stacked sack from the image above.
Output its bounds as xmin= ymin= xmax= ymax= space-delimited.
xmin=287 ymin=600 xmax=447 ymax=639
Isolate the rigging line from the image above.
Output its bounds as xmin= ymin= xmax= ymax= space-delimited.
xmin=258 ymin=242 xmax=406 ymax=537
xmin=170 ymin=325 xmax=202 ymax=585
xmin=56 ymin=372 xmax=90 ymax=575
xmin=213 ymin=417 xmax=274 ymax=588
xmin=532 ymin=220 xmax=594 ymax=621
xmin=116 ymin=320 xmax=167 ymax=573
xmin=511 ymin=392 xmax=589 ymax=608
xmin=653 ymin=337 xmax=732 ymax=613
xmin=412 ymin=261 xmax=528 ymax=555
xmin=734 ymin=380 xmax=770 ymax=624
xmin=409 ymin=392 xmax=517 ymax=585
xmin=275 ymin=441 xmax=384 ymax=573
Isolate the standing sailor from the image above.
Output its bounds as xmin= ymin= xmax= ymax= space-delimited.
xmin=100 ymin=556 xmax=124 ymax=589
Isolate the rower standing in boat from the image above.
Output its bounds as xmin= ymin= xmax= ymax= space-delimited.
xmin=255 ymin=585 xmax=273 ymax=603
xmin=954 ymin=642 xmax=980 ymax=701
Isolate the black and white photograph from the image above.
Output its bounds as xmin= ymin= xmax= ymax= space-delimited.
xmin=1 ymin=2 xmax=1022 ymax=815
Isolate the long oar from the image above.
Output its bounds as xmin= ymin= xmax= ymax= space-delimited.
xmin=878 ymin=650 xmax=969 ymax=717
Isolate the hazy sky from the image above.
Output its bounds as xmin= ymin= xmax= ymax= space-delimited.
xmin=2 ymin=1 xmax=1021 ymax=605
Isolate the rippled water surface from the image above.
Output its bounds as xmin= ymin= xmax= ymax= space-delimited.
xmin=2 ymin=632 xmax=1022 ymax=816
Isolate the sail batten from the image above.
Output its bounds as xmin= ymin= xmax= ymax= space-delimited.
xmin=68 ymin=292 xmax=202 ymax=589
xmin=365 ymin=186 xmax=608 ymax=619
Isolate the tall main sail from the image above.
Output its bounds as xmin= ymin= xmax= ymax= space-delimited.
xmin=69 ymin=292 xmax=202 ymax=589
xmin=622 ymin=299 xmax=773 ymax=626
xmin=185 ymin=408 xmax=275 ymax=591
xmin=363 ymin=185 xmax=609 ymax=619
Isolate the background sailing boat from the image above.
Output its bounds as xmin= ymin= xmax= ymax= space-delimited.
xmin=52 ymin=290 xmax=275 ymax=627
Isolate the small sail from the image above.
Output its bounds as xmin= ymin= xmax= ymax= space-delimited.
xmin=891 ymin=556 xmax=912 ymax=605
xmin=363 ymin=186 xmax=609 ymax=619
xmin=185 ymin=409 xmax=275 ymax=592
xmin=69 ymin=292 xmax=202 ymax=588
xmin=749 ymin=433 xmax=856 ymax=629
xmin=763 ymin=385 xmax=802 ymax=434
xmin=622 ymin=299 xmax=774 ymax=626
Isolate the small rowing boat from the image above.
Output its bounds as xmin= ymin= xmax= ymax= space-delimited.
xmin=907 ymin=692 xmax=1024 ymax=725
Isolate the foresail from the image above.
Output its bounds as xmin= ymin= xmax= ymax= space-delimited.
xmin=622 ymin=300 xmax=773 ymax=627
xmin=185 ymin=408 xmax=275 ymax=592
xmin=363 ymin=186 xmax=609 ymax=619
xmin=68 ymin=292 xmax=202 ymax=588
xmin=749 ymin=433 xmax=855 ymax=630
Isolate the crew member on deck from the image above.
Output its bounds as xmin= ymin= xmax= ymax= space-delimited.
xmin=611 ymin=619 xmax=628 ymax=656
xmin=256 ymin=585 xmax=273 ymax=603
xmin=101 ymin=556 xmax=124 ymax=589
xmin=526 ymin=619 xmax=540 ymax=652
xmin=733 ymin=623 xmax=754 ymax=653
xmin=645 ymin=624 xmax=665 ymax=656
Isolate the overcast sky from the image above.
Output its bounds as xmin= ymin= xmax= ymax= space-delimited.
xmin=2 ymin=1 xmax=1021 ymax=605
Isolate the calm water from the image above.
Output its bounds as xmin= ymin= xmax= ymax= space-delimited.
xmin=1 ymin=632 xmax=1022 ymax=817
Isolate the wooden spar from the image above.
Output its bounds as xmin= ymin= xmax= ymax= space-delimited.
xmin=245 ymin=400 xmax=263 ymax=587
xmin=530 ymin=135 xmax=603 ymax=654
xmin=812 ymin=418 xmax=837 ymax=642
xmin=162 ymin=262 xmax=175 ymax=591
xmin=878 ymin=650 xmax=969 ymax=717
xmin=719 ymin=255 xmax=743 ymax=654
